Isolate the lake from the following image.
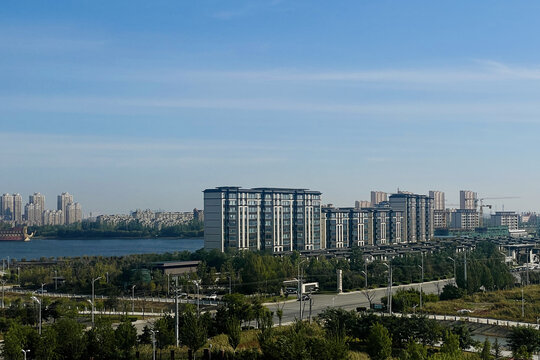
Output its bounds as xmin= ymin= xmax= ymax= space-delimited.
xmin=0 ymin=238 xmax=204 ymax=260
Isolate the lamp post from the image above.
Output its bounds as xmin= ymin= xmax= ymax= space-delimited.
xmin=298 ymin=258 xmax=307 ymax=320
xmin=192 ymin=279 xmax=201 ymax=316
xmin=151 ymin=330 xmax=159 ymax=360
xmin=91 ymin=276 xmax=102 ymax=327
xmin=1 ymin=279 xmax=6 ymax=309
xmin=22 ymin=349 xmax=30 ymax=360
xmin=418 ymin=252 xmax=424 ymax=311
xmin=174 ymin=286 xmax=180 ymax=347
xmin=383 ymin=262 xmax=392 ymax=315
xmin=31 ymin=296 xmax=42 ymax=334
xmin=54 ymin=270 xmax=58 ymax=290
xmin=131 ymin=285 xmax=136 ymax=315
xmin=447 ymin=257 xmax=456 ymax=285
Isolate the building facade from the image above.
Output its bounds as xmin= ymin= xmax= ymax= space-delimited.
xmin=491 ymin=211 xmax=519 ymax=231
xmin=204 ymin=187 xmax=322 ymax=252
xmin=354 ymin=200 xmax=371 ymax=209
xmin=460 ymin=190 xmax=477 ymax=210
xmin=371 ymin=191 xmax=388 ymax=206
xmin=388 ymin=193 xmax=434 ymax=243
xmin=449 ymin=209 xmax=479 ymax=230
xmin=429 ymin=191 xmax=445 ymax=211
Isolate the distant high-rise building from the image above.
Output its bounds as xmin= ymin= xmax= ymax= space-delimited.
xmin=354 ymin=200 xmax=371 ymax=209
xmin=371 ymin=191 xmax=387 ymax=206
xmin=429 ymin=191 xmax=445 ymax=211
xmin=491 ymin=211 xmax=519 ymax=231
xmin=12 ymin=194 xmax=22 ymax=223
xmin=450 ymin=209 xmax=479 ymax=230
xmin=29 ymin=193 xmax=45 ymax=211
xmin=66 ymin=202 xmax=82 ymax=224
xmin=204 ymin=187 xmax=321 ymax=252
xmin=1 ymin=194 xmax=14 ymax=220
xmin=43 ymin=210 xmax=64 ymax=225
xmin=389 ymin=193 xmax=434 ymax=243
xmin=460 ymin=190 xmax=477 ymax=210
xmin=57 ymin=192 xmax=74 ymax=224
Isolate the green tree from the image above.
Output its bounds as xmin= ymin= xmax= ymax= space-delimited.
xmin=481 ymin=338 xmax=492 ymax=360
xmin=2 ymin=323 xmax=38 ymax=360
xmin=36 ymin=327 xmax=58 ymax=360
xmin=226 ymin=318 xmax=242 ymax=351
xmin=180 ymin=310 xmax=207 ymax=355
xmin=401 ymin=340 xmax=427 ymax=360
xmin=441 ymin=331 xmax=460 ymax=355
xmin=53 ymin=318 xmax=86 ymax=360
xmin=115 ymin=319 xmax=137 ymax=360
xmin=367 ymin=323 xmax=393 ymax=360
xmin=85 ymin=318 xmax=117 ymax=360
xmin=508 ymin=326 xmax=540 ymax=356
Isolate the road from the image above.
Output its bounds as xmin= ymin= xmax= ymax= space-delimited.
xmin=269 ymin=279 xmax=453 ymax=324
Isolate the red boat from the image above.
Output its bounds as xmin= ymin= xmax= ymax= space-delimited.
xmin=0 ymin=226 xmax=33 ymax=241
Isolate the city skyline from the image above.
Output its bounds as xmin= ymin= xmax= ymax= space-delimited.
xmin=2 ymin=1 xmax=540 ymax=213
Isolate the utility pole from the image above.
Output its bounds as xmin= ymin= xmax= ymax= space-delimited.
xmin=309 ymin=297 xmax=313 ymax=323
xmin=54 ymin=270 xmax=58 ymax=290
xmin=447 ymin=257 xmax=456 ymax=285
xmin=363 ymin=262 xmax=368 ymax=288
xmin=167 ymin=273 xmax=170 ymax=296
xmin=384 ymin=262 xmax=392 ymax=315
xmin=522 ymin=287 xmax=525 ymax=318
xmin=419 ymin=252 xmax=424 ymax=311
xmin=1 ymin=279 xmax=6 ymax=309
xmin=131 ymin=285 xmax=136 ymax=314
xmin=91 ymin=276 xmax=102 ymax=327
xmin=298 ymin=259 xmax=306 ymax=320
xmin=464 ymin=251 xmax=467 ymax=285
xmin=175 ymin=286 xmax=179 ymax=347
xmin=526 ymin=249 xmax=530 ymax=286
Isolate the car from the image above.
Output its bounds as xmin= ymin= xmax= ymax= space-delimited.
xmin=457 ymin=309 xmax=473 ymax=314
xmin=206 ymin=293 xmax=218 ymax=301
xmin=298 ymin=294 xmax=311 ymax=301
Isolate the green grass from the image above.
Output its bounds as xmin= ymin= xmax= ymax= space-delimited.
xmin=425 ymin=284 xmax=540 ymax=323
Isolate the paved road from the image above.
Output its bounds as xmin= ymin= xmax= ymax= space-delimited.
xmin=269 ymin=279 xmax=453 ymax=324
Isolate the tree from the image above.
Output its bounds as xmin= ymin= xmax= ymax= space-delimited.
xmin=492 ymin=338 xmax=502 ymax=359
xmin=138 ymin=325 xmax=152 ymax=345
xmin=440 ymin=284 xmax=464 ymax=301
xmin=363 ymin=289 xmax=376 ymax=308
xmin=508 ymin=326 xmax=540 ymax=356
xmin=2 ymin=323 xmax=38 ymax=360
xmin=452 ymin=323 xmax=478 ymax=350
xmin=367 ymin=323 xmax=393 ymax=360
xmin=116 ymin=319 xmax=137 ymax=360
xmin=180 ymin=310 xmax=207 ymax=355
xmin=36 ymin=327 xmax=58 ymax=360
xmin=226 ymin=318 xmax=242 ymax=351
xmin=401 ymin=340 xmax=427 ymax=360
xmin=441 ymin=331 xmax=460 ymax=355
xmin=481 ymin=338 xmax=492 ymax=360
xmin=53 ymin=318 xmax=86 ymax=360
xmin=85 ymin=318 xmax=117 ymax=360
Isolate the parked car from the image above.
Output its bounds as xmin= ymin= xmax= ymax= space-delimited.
xmin=206 ymin=293 xmax=218 ymax=301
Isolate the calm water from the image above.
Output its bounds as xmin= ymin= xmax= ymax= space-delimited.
xmin=0 ymin=238 xmax=204 ymax=260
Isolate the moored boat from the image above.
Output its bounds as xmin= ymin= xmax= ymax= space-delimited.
xmin=0 ymin=226 xmax=33 ymax=241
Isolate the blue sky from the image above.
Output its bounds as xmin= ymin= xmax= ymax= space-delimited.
xmin=2 ymin=0 xmax=540 ymax=214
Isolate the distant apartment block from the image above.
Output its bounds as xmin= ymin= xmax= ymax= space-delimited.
xmin=354 ymin=200 xmax=371 ymax=209
xmin=389 ymin=193 xmax=434 ymax=243
xmin=491 ymin=211 xmax=519 ymax=231
xmin=1 ymin=193 xmax=23 ymax=223
xmin=433 ymin=209 xmax=447 ymax=229
xmin=371 ymin=191 xmax=387 ymax=206
xmin=203 ymin=187 xmax=322 ymax=252
xmin=449 ymin=209 xmax=479 ymax=230
xmin=429 ymin=191 xmax=445 ymax=211
xmin=460 ymin=190 xmax=477 ymax=210
xmin=97 ymin=209 xmax=198 ymax=229
xmin=43 ymin=210 xmax=64 ymax=225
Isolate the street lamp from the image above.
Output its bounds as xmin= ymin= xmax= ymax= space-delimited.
xmin=131 ymin=285 xmax=136 ymax=314
xmin=0 ymin=278 xmax=6 ymax=309
xmin=91 ymin=276 xmax=102 ymax=327
xmin=383 ymin=262 xmax=392 ymax=315
xmin=298 ymin=258 xmax=307 ymax=320
xmin=191 ymin=279 xmax=201 ymax=316
xmin=447 ymin=257 xmax=456 ymax=285
xmin=31 ymin=296 xmax=42 ymax=334
xmin=22 ymin=349 xmax=30 ymax=360
xmin=151 ymin=330 xmax=159 ymax=360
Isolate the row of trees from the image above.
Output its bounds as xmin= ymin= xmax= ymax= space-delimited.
xmin=27 ymin=219 xmax=203 ymax=239
xmin=7 ymin=240 xmax=514 ymax=301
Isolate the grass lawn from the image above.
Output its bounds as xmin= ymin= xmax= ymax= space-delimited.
xmin=425 ymin=284 xmax=540 ymax=323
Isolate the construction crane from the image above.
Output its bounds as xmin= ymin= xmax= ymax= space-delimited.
xmin=474 ymin=197 xmax=520 ymax=226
